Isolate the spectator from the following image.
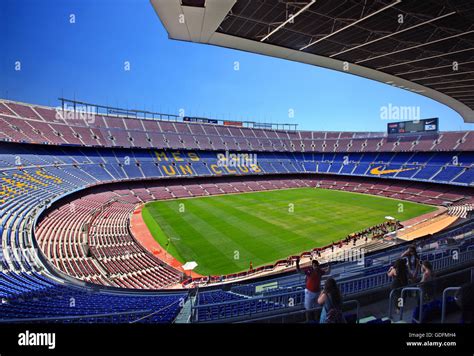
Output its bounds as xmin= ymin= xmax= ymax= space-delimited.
xmin=296 ymin=256 xmax=329 ymax=322
xmin=419 ymin=261 xmax=434 ymax=301
xmin=420 ymin=261 xmax=433 ymax=283
xmin=318 ymin=278 xmax=345 ymax=324
xmin=388 ymin=258 xmax=408 ymax=313
xmin=402 ymin=245 xmax=420 ymax=283
xmin=455 ymin=282 xmax=474 ymax=323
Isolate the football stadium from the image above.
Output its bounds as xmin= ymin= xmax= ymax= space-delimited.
xmin=1 ymin=0 xmax=474 ymax=353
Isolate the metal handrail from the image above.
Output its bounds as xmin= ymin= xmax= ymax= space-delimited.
xmin=58 ymin=97 xmax=298 ymax=130
xmin=194 ymin=289 xmax=305 ymax=309
xmin=129 ymin=297 xmax=183 ymax=324
xmin=189 ymin=285 xmax=200 ymax=323
xmin=192 ymin=289 xmax=305 ymax=322
xmin=388 ymin=288 xmax=398 ymax=321
xmin=400 ymin=287 xmax=424 ymax=323
xmin=388 ymin=285 xmax=424 ymax=323
xmin=0 ymin=309 xmax=151 ymax=324
xmin=234 ymin=299 xmax=360 ymax=323
xmin=193 ymin=252 xmax=474 ymax=323
xmin=440 ymin=267 xmax=474 ymax=323
xmin=388 ymin=266 xmax=474 ymax=323
xmin=441 ymin=287 xmax=461 ymax=324
xmin=335 ymin=248 xmax=473 ymax=287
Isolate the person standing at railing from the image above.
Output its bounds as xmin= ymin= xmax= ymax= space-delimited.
xmin=402 ymin=245 xmax=421 ymax=283
xmin=318 ymin=277 xmax=345 ymax=324
xmin=420 ymin=260 xmax=433 ymax=283
xmin=388 ymin=258 xmax=409 ymax=314
xmin=296 ymin=256 xmax=329 ymax=322
xmin=419 ymin=260 xmax=434 ymax=302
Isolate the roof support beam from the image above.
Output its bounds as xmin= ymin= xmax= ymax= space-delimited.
xmin=299 ymin=0 xmax=401 ymax=51
xmin=451 ymin=94 xmax=474 ymax=98
xmin=395 ymin=60 xmax=474 ymax=76
xmin=260 ymin=0 xmax=316 ymax=42
xmin=330 ymin=11 xmax=455 ymax=58
xmin=377 ymin=47 xmax=474 ymax=70
xmin=424 ymin=78 xmax=474 ymax=86
xmin=442 ymin=89 xmax=474 ymax=95
xmin=411 ymin=70 xmax=474 ymax=82
xmin=357 ymin=30 xmax=474 ymax=64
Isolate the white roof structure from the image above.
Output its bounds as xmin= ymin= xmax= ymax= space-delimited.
xmin=150 ymin=0 xmax=474 ymax=123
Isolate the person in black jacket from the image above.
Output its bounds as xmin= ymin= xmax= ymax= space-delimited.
xmin=388 ymin=258 xmax=408 ymax=313
xmin=402 ymin=245 xmax=420 ymax=283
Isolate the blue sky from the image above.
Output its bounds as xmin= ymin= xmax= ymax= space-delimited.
xmin=1 ymin=0 xmax=472 ymax=132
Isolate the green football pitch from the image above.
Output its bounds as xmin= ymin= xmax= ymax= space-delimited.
xmin=142 ymin=188 xmax=436 ymax=275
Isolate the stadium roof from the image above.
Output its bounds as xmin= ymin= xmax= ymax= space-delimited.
xmin=150 ymin=0 xmax=474 ymax=123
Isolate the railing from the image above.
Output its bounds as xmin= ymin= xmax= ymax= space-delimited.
xmin=0 ymin=309 xmax=152 ymax=324
xmin=400 ymin=287 xmax=424 ymax=323
xmin=191 ymin=289 xmax=305 ymax=323
xmin=192 ymin=287 xmax=363 ymax=324
xmin=440 ymin=267 xmax=474 ymax=323
xmin=342 ymin=249 xmax=474 ymax=298
xmin=58 ymin=98 xmax=298 ymax=131
xmin=191 ymin=249 xmax=474 ymax=323
xmin=234 ymin=299 xmax=360 ymax=323
xmin=339 ymin=224 xmax=473 ymax=276
xmin=388 ymin=266 xmax=474 ymax=323
xmin=0 ymin=294 xmax=188 ymax=324
xmin=339 ymin=270 xmax=391 ymax=295
xmin=441 ymin=287 xmax=461 ymax=324
xmin=129 ymin=297 xmax=184 ymax=324
xmin=231 ymin=274 xmax=305 ymax=297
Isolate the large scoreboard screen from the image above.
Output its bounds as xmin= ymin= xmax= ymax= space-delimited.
xmin=387 ymin=118 xmax=439 ymax=135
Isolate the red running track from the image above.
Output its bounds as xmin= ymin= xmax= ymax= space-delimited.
xmin=129 ymin=205 xmax=203 ymax=278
